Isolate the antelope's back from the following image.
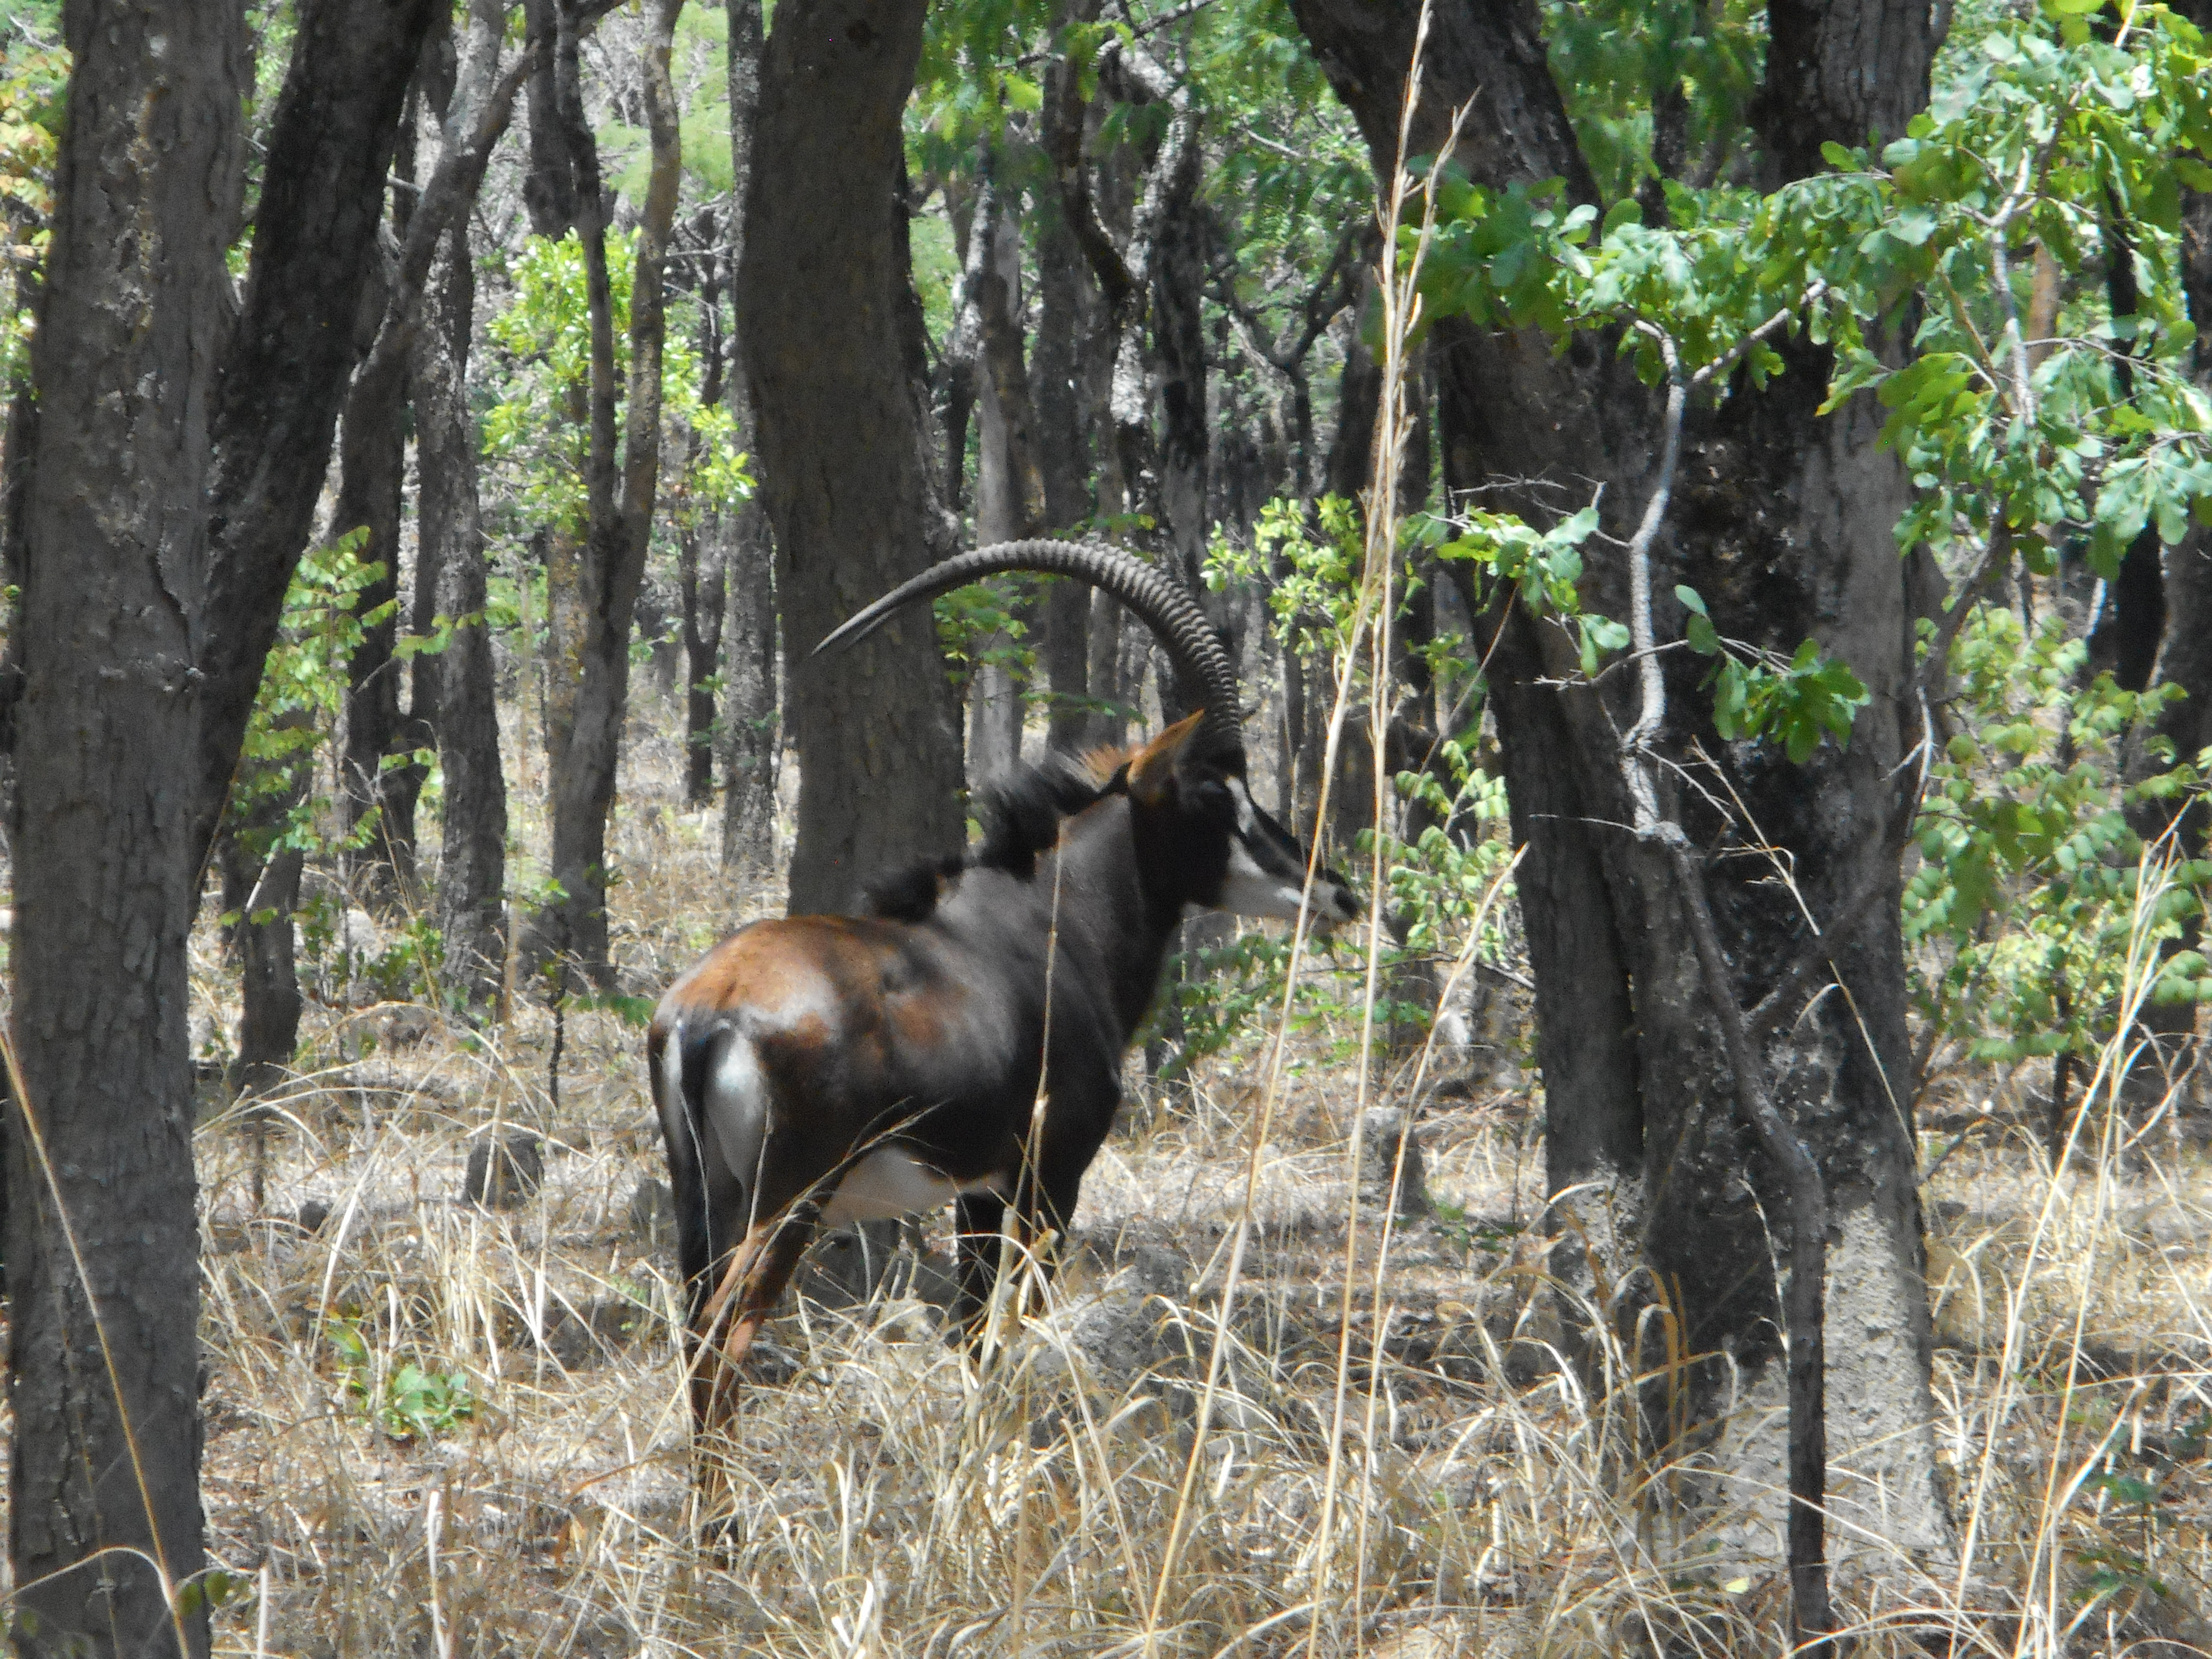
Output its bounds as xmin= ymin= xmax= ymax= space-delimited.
xmin=649 ymin=915 xmax=1035 ymax=1200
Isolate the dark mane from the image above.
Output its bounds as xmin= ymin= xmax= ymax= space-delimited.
xmin=861 ymin=749 xmax=1126 ymax=922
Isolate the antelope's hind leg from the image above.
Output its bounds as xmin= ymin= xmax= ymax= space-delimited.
xmin=687 ymin=1209 xmax=817 ymax=1540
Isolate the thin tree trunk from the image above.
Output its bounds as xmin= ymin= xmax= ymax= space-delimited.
xmin=419 ymin=226 xmax=509 ymax=1009
xmin=1153 ymin=129 xmax=1211 ymax=613
xmin=521 ymin=0 xmax=687 ymax=988
xmin=1034 ymin=188 xmax=1097 ymax=749
xmin=220 ymin=839 xmax=307 ymax=1101
xmin=717 ymin=0 xmax=780 ymax=873
xmin=404 ymin=0 xmax=512 ymax=1011
xmin=681 ymin=236 xmax=729 ymax=807
xmin=8 ymin=9 xmax=245 ymax=1653
xmin=740 ymin=0 xmax=964 ymax=915
xmin=521 ymin=0 xmax=577 ymax=237
xmin=334 ymin=246 xmax=415 ymax=905
xmin=968 ymin=169 xmax=1046 ymax=780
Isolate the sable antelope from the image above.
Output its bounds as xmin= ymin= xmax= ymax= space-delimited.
xmin=647 ymin=539 xmax=1357 ymax=1460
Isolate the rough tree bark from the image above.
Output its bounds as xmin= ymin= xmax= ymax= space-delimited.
xmin=679 ymin=226 xmax=729 ymax=808
xmin=1048 ymin=21 xmax=1221 ymax=720
xmin=1033 ymin=181 xmax=1100 ymax=749
xmin=522 ymin=0 xmax=579 ymax=237
xmin=967 ymin=167 xmax=1048 ymax=780
xmin=739 ymin=0 xmax=965 ymax=914
xmin=334 ymin=234 xmax=416 ymax=904
xmin=188 ymin=0 xmax=440 ymax=879
xmin=416 ymin=0 xmax=514 ymax=1008
xmin=9 ymin=4 xmax=431 ymax=1652
xmin=7 ymin=12 xmax=243 ymax=1650
xmin=2109 ymin=129 xmax=2212 ymax=1094
xmin=1291 ymin=0 xmax=1953 ymax=1570
xmin=520 ymin=0 xmax=687 ymax=987
xmin=719 ymin=0 xmax=782 ymax=873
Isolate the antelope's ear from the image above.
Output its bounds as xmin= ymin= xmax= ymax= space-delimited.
xmin=1127 ymin=714 xmax=1205 ymax=806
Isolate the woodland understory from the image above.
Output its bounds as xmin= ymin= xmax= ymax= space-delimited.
xmin=5 ymin=0 xmax=2212 ymax=1653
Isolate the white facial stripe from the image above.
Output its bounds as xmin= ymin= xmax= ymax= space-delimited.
xmin=1217 ymin=842 xmax=1325 ymax=923
xmin=1228 ymin=776 xmax=1258 ymax=835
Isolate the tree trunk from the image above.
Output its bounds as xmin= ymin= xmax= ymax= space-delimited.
xmin=8 ymin=9 xmax=244 ymax=1654
xmin=220 ymin=839 xmax=307 ymax=1102
xmin=718 ymin=0 xmax=781 ymax=873
xmin=11 ymin=3 xmax=430 ymax=1651
xmin=334 ymin=252 xmax=416 ymax=906
xmin=416 ymin=244 xmax=505 ymax=1009
xmin=188 ymin=0 xmax=441 ymax=880
xmin=1153 ymin=135 xmax=1211 ymax=611
xmin=740 ymin=0 xmax=964 ymax=915
xmin=680 ymin=240 xmax=729 ymax=808
xmin=968 ymin=171 xmax=1046 ymax=781
xmin=2118 ymin=156 xmax=2212 ymax=1078
xmin=1292 ymin=0 xmax=1953 ymax=1570
xmin=1034 ymin=189 xmax=1098 ymax=750
xmin=401 ymin=0 xmax=514 ymax=1010
xmin=521 ymin=0 xmax=577 ymax=238
xmin=520 ymin=0 xmax=687 ymax=989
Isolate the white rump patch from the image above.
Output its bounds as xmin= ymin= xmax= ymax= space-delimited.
xmin=704 ymin=1032 xmax=771 ymax=1223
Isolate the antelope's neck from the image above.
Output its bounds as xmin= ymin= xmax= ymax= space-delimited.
xmin=1048 ymin=795 xmax=1185 ymax=1045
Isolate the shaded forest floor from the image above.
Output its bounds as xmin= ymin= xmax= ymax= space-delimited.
xmin=18 ymin=694 xmax=2212 ymax=1657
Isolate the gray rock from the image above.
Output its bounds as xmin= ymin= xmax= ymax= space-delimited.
xmin=1358 ymin=1108 xmax=1429 ymax=1217
xmin=295 ymin=1197 xmax=333 ymax=1236
xmin=627 ymin=1177 xmax=676 ymax=1247
xmin=795 ymin=1220 xmax=905 ymax=1310
xmin=463 ymin=1131 xmax=544 ymax=1210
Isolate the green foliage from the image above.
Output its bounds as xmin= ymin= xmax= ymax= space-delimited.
xmin=327 ymin=1319 xmax=480 ymax=1442
xmin=1382 ymin=746 xmax=1518 ymax=959
xmin=1677 ymin=586 xmax=1870 ymax=761
xmin=1904 ymin=605 xmax=2209 ymax=1066
xmin=1210 ymin=495 xmax=1367 ymax=662
xmin=1542 ymin=0 xmax=1763 ymax=204
xmin=932 ymin=576 xmax=1037 ymax=701
xmin=482 ymin=231 xmax=752 ymax=538
xmin=226 ymin=531 xmax=393 ymax=869
xmin=1429 ymin=1197 xmax=1524 ymax=1260
xmin=1415 ymin=0 xmax=2212 ymax=575
xmin=1174 ymin=517 xmax=1524 ymax=1075
xmin=0 ymin=17 xmax=64 ymax=385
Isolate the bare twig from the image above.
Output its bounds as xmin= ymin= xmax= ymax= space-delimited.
xmin=1614 ymin=321 xmax=1835 ymax=1651
xmin=1687 ymin=280 xmax=1828 ymax=392
xmin=1919 ymin=519 xmax=2016 ymax=704
xmin=1618 ymin=322 xmax=1686 ymax=833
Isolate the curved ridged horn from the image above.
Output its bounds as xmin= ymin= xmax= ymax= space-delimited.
xmin=812 ymin=538 xmax=1241 ymax=748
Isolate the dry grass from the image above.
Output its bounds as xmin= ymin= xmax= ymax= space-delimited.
xmin=45 ymin=689 xmax=2173 ymax=1658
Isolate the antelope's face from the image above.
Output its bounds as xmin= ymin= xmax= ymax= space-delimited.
xmin=1130 ymin=716 xmax=1361 ymax=931
xmin=1212 ymin=775 xmax=1361 ymax=929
